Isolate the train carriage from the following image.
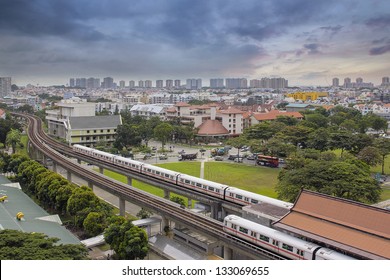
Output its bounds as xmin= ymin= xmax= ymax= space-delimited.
xmin=225 ymin=188 xmax=293 ymax=209
xmin=223 ymin=215 xmax=355 ymax=260
xmin=113 ymin=155 xmax=143 ymax=172
xmin=177 ymin=174 xmax=228 ymax=199
xmin=141 ymin=163 xmax=179 ymax=184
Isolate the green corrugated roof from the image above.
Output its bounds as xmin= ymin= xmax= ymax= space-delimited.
xmin=0 ymin=176 xmax=80 ymax=245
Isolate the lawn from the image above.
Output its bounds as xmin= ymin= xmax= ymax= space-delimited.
xmin=101 ymin=162 xmax=280 ymax=201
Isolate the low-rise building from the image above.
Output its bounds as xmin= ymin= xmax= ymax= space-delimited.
xmin=65 ymin=115 xmax=122 ymax=146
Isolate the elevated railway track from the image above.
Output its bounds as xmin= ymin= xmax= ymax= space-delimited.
xmin=15 ymin=112 xmax=287 ymax=260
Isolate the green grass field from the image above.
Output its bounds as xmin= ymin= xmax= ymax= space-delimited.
xmin=100 ymin=159 xmax=390 ymax=203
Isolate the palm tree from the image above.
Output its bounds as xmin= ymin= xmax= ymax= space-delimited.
xmin=6 ymin=129 xmax=21 ymax=154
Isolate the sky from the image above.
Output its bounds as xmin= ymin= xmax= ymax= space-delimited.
xmin=0 ymin=0 xmax=389 ymax=87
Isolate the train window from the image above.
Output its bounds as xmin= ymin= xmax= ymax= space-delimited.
xmin=229 ymin=193 xmax=234 ymax=197
xmin=296 ymin=249 xmax=304 ymax=256
xmin=260 ymin=235 xmax=270 ymax=243
xmin=185 ymin=180 xmax=191 ymax=184
xmin=216 ymin=189 xmax=220 ymax=193
xmin=232 ymin=224 xmax=237 ymax=230
xmin=273 ymin=240 xmax=279 ymax=247
xmin=250 ymin=231 xmax=257 ymax=238
xmin=239 ymin=227 xmax=248 ymax=234
xmin=209 ymin=187 xmax=214 ymax=192
xmin=244 ymin=197 xmax=249 ymax=202
xmin=191 ymin=181 xmax=196 ymax=186
xmin=236 ymin=194 xmax=243 ymax=199
xmin=196 ymin=183 xmax=202 ymax=188
xmin=203 ymin=186 xmax=207 ymax=190
xmin=282 ymin=243 xmax=293 ymax=252
xmin=164 ymin=174 xmax=170 ymax=178
xmin=156 ymin=171 xmax=160 ymax=175
xmin=251 ymin=199 xmax=259 ymax=204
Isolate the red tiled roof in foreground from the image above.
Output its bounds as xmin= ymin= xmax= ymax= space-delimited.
xmin=197 ymin=120 xmax=229 ymax=136
xmin=273 ymin=189 xmax=390 ymax=260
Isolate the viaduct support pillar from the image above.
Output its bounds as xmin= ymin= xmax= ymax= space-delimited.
xmin=52 ymin=161 xmax=57 ymax=173
xmin=210 ymin=202 xmax=220 ymax=220
xmin=119 ymin=197 xmax=126 ymax=216
xmin=164 ymin=189 xmax=170 ymax=200
xmin=127 ymin=176 xmax=133 ymax=186
xmin=223 ymin=245 xmax=233 ymax=260
xmin=99 ymin=166 xmax=104 ymax=174
xmin=187 ymin=198 xmax=192 ymax=208
xmin=88 ymin=182 xmax=93 ymax=191
xmin=77 ymin=159 xmax=81 ymax=164
xmin=67 ymin=170 xmax=72 ymax=182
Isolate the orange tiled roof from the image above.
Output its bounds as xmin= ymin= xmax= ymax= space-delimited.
xmin=197 ymin=120 xmax=229 ymax=136
xmin=252 ymin=110 xmax=303 ymax=121
xmin=175 ymin=102 xmax=190 ymax=107
xmin=273 ymin=189 xmax=390 ymax=260
xmin=220 ymin=107 xmax=244 ymax=114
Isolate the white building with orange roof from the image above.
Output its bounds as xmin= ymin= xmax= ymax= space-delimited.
xmin=0 ymin=108 xmax=6 ymax=119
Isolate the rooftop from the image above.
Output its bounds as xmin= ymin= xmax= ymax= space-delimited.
xmin=0 ymin=175 xmax=80 ymax=245
xmin=273 ymin=189 xmax=390 ymax=260
xmin=68 ymin=115 xmax=122 ymax=129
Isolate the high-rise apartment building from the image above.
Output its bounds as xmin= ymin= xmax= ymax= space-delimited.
xmin=225 ymin=78 xmax=247 ymax=89
xmin=103 ymin=77 xmax=114 ymax=89
xmin=129 ymin=80 xmax=135 ymax=88
xmin=156 ymin=80 xmax=164 ymax=88
xmin=332 ymin=78 xmax=339 ymax=87
xmin=119 ymin=80 xmax=125 ymax=88
xmin=69 ymin=78 xmax=75 ymax=87
xmin=138 ymin=80 xmax=144 ymax=88
xmin=0 ymin=77 xmax=11 ymax=98
xmin=356 ymin=77 xmax=363 ymax=84
xmin=145 ymin=80 xmax=152 ymax=88
xmin=210 ymin=78 xmax=224 ymax=88
xmin=343 ymin=77 xmax=351 ymax=88
xmin=382 ymin=77 xmax=390 ymax=86
xmin=186 ymin=78 xmax=202 ymax=90
xmin=166 ymin=79 xmax=173 ymax=88
xmin=174 ymin=79 xmax=181 ymax=88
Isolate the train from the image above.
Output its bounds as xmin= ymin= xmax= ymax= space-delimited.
xmin=223 ymin=215 xmax=356 ymax=260
xmin=72 ymin=144 xmax=293 ymax=209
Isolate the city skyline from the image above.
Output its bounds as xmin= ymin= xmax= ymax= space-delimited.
xmin=0 ymin=0 xmax=389 ymax=86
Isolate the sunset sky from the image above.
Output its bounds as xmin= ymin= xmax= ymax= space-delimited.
xmin=1 ymin=0 xmax=389 ymax=86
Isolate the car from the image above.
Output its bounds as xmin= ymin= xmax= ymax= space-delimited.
xmin=214 ymin=156 xmax=224 ymax=161
xmin=199 ymin=148 xmax=206 ymax=153
xmin=234 ymin=157 xmax=243 ymax=163
xmin=159 ymin=154 xmax=168 ymax=160
xmin=228 ymin=154 xmax=239 ymax=160
xmin=246 ymin=154 xmax=256 ymax=160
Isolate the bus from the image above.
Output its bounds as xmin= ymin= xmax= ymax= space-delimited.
xmin=256 ymin=155 xmax=279 ymax=167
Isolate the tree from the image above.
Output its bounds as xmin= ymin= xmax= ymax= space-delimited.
xmin=136 ymin=208 xmax=153 ymax=219
xmin=277 ymin=158 xmax=381 ymax=203
xmin=5 ymin=128 xmax=21 ymax=154
xmin=104 ymin=218 xmax=148 ymax=260
xmin=357 ymin=147 xmax=383 ymax=167
xmin=83 ymin=212 xmax=107 ymax=237
xmin=374 ymin=138 xmax=390 ymax=174
xmin=0 ymin=229 xmax=88 ymax=260
xmin=153 ymin=123 xmax=173 ymax=149
xmin=170 ymin=196 xmax=186 ymax=207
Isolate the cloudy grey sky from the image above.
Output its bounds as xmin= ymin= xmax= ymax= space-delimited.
xmin=0 ymin=0 xmax=389 ymax=86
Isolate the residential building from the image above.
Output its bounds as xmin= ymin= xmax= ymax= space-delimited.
xmin=382 ymin=77 xmax=389 ymax=86
xmin=210 ymin=78 xmax=224 ymax=89
xmin=129 ymin=104 xmax=167 ymax=120
xmin=138 ymin=80 xmax=144 ymax=88
xmin=250 ymin=110 xmax=304 ymax=125
xmin=156 ymin=80 xmax=164 ymax=88
xmin=145 ymin=80 xmax=152 ymax=88
xmin=0 ymin=77 xmax=11 ymax=98
xmin=287 ymin=92 xmax=328 ymax=101
xmin=186 ymin=79 xmax=202 ymax=90
xmin=174 ymin=79 xmax=181 ymax=88
xmin=332 ymin=78 xmax=339 ymax=87
xmin=103 ymin=77 xmax=114 ymax=89
xmin=119 ymin=80 xmax=125 ymax=88
xmin=166 ymin=79 xmax=173 ymax=89
xmin=129 ymin=80 xmax=135 ymax=88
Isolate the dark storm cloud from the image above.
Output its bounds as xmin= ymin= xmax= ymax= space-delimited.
xmin=370 ymin=44 xmax=390 ymax=55
xmin=366 ymin=15 xmax=390 ymax=28
xmin=304 ymin=44 xmax=321 ymax=54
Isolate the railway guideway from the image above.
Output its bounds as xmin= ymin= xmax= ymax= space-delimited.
xmin=20 ymin=113 xmax=287 ymax=260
